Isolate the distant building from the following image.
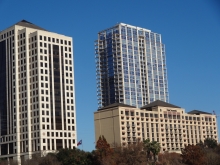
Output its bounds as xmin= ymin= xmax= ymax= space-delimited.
xmin=95 ymin=23 xmax=169 ymax=108
xmin=94 ymin=100 xmax=218 ymax=152
xmin=0 ymin=20 xmax=77 ymax=163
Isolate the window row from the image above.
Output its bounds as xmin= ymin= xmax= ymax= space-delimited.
xmin=39 ymin=35 xmax=71 ymax=46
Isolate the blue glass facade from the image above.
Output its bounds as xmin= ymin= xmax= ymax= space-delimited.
xmin=95 ymin=23 xmax=169 ymax=108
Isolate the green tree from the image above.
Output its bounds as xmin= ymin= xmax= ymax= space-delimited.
xmin=143 ymin=139 xmax=161 ymax=162
xmin=150 ymin=141 xmax=161 ymax=162
xmin=204 ymin=138 xmax=217 ymax=149
xmin=143 ymin=139 xmax=151 ymax=161
xmin=56 ymin=148 xmax=93 ymax=165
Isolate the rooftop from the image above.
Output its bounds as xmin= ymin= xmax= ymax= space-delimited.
xmin=141 ymin=100 xmax=181 ymax=109
xmin=98 ymin=103 xmax=136 ymax=111
xmin=99 ymin=22 xmax=152 ymax=34
xmin=187 ymin=110 xmax=212 ymax=115
xmin=15 ymin=20 xmax=47 ymax=31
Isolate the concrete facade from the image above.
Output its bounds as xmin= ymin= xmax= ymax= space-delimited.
xmin=0 ymin=20 xmax=77 ymax=164
xmin=94 ymin=100 xmax=218 ymax=153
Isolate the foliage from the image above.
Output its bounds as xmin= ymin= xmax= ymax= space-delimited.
xmin=204 ymin=137 xmax=217 ymax=149
xmin=181 ymin=144 xmax=205 ymax=165
xmin=4 ymin=137 xmax=220 ymax=165
xmin=111 ymin=142 xmax=147 ymax=165
xmin=143 ymin=138 xmax=151 ymax=160
xmin=56 ymin=148 xmax=94 ymax=165
xmin=158 ymin=152 xmax=184 ymax=165
xmin=203 ymin=149 xmax=220 ymax=165
xmin=143 ymin=138 xmax=161 ymax=162
xmin=150 ymin=141 xmax=161 ymax=162
xmin=95 ymin=135 xmax=113 ymax=162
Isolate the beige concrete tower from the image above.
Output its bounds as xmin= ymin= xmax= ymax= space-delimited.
xmin=0 ymin=20 xmax=77 ymax=164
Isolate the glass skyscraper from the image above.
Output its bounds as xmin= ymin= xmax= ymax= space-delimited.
xmin=95 ymin=23 xmax=169 ymax=108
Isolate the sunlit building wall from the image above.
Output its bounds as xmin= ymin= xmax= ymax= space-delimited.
xmin=0 ymin=20 xmax=77 ymax=164
xmin=94 ymin=100 xmax=218 ymax=153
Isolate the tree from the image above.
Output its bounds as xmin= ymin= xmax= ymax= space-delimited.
xmin=150 ymin=141 xmax=161 ymax=162
xmin=112 ymin=142 xmax=147 ymax=165
xmin=196 ymin=140 xmax=204 ymax=148
xmin=56 ymin=148 xmax=94 ymax=165
xmin=143 ymin=139 xmax=151 ymax=161
xmin=204 ymin=150 xmax=220 ymax=165
xmin=204 ymin=138 xmax=217 ymax=149
xmin=143 ymin=139 xmax=161 ymax=162
xmin=95 ymin=135 xmax=112 ymax=162
xmin=181 ymin=144 xmax=205 ymax=165
xmin=158 ymin=152 xmax=184 ymax=165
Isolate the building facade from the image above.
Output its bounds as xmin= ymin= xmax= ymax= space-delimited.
xmin=95 ymin=23 xmax=169 ymax=108
xmin=94 ymin=100 xmax=218 ymax=153
xmin=0 ymin=20 xmax=77 ymax=163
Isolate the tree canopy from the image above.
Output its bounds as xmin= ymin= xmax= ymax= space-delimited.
xmin=181 ymin=144 xmax=205 ymax=165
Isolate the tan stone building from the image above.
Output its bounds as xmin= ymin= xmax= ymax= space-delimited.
xmin=94 ymin=100 xmax=218 ymax=152
xmin=0 ymin=20 xmax=77 ymax=164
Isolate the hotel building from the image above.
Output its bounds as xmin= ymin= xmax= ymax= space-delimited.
xmin=94 ymin=100 xmax=218 ymax=152
xmin=95 ymin=23 xmax=169 ymax=108
xmin=0 ymin=20 xmax=77 ymax=163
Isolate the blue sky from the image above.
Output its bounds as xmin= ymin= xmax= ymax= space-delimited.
xmin=0 ymin=0 xmax=220 ymax=151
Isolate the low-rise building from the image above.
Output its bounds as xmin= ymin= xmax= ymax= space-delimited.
xmin=94 ymin=100 xmax=218 ymax=152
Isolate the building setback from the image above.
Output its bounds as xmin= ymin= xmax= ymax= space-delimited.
xmin=94 ymin=100 xmax=218 ymax=153
xmin=95 ymin=23 xmax=169 ymax=108
xmin=0 ymin=20 xmax=77 ymax=163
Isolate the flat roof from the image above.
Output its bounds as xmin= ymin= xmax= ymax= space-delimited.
xmin=98 ymin=103 xmax=136 ymax=111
